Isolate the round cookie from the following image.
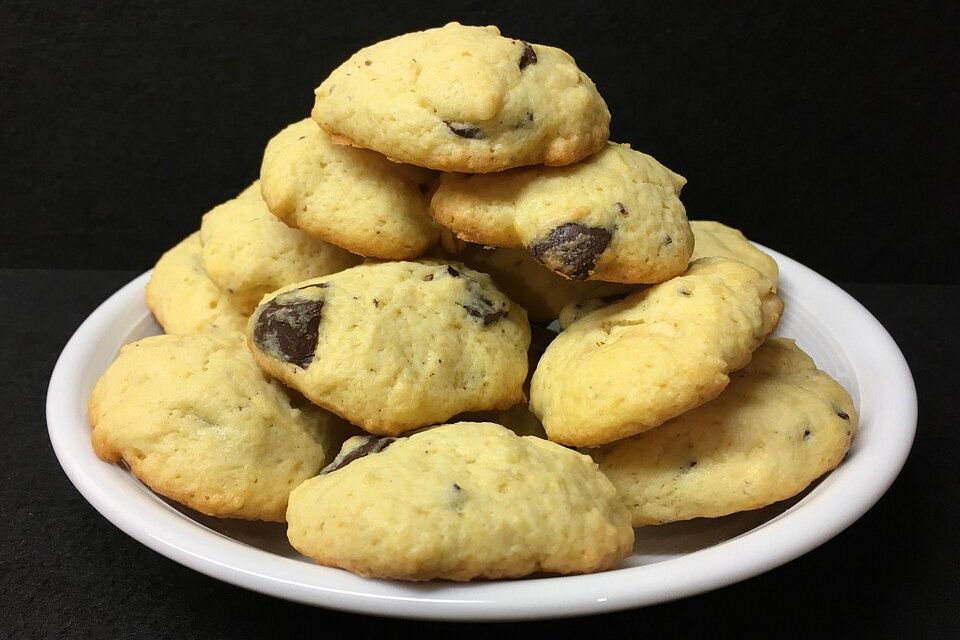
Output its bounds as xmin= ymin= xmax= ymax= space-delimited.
xmin=442 ymin=243 xmax=637 ymax=323
xmin=530 ymin=257 xmax=783 ymax=447
xmin=199 ymin=183 xmax=360 ymax=313
xmin=145 ymin=232 xmax=248 ymax=334
xmin=691 ymin=220 xmax=779 ymax=287
xmin=286 ymin=422 xmax=634 ymax=581
xmin=431 ymin=143 xmax=692 ymax=283
xmin=592 ymin=338 xmax=858 ymax=525
xmin=312 ymin=22 xmax=610 ymax=173
xmin=247 ymin=261 xmax=530 ymax=435
xmin=260 ymin=119 xmax=438 ymax=259
xmin=89 ymin=332 xmax=351 ymax=522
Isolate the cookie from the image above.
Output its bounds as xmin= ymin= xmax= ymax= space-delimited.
xmin=145 ymin=232 xmax=248 ymax=334
xmin=441 ymin=243 xmax=636 ymax=323
xmin=259 ymin=119 xmax=438 ymax=259
xmin=311 ymin=22 xmax=610 ymax=173
xmin=199 ymin=183 xmax=360 ymax=313
xmin=592 ymin=338 xmax=858 ymax=525
xmin=691 ymin=220 xmax=779 ymax=287
xmin=247 ymin=261 xmax=530 ymax=435
xmin=89 ymin=332 xmax=351 ymax=521
xmin=530 ymin=257 xmax=783 ymax=447
xmin=431 ymin=143 xmax=692 ymax=283
xmin=286 ymin=422 xmax=634 ymax=581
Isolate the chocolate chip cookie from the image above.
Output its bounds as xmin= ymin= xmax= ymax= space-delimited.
xmin=89 ymin=332 xmax=351 ymax=521
xmin=260 ymin=119 xmax=438 ymax=259
xmin=530 ymin=257 xmax=783 ymax=447
xmin=286 ymin=422 xmax=634 ymax=580
xmin=431 ymin=143 xmax=692 ymax=283
xmin=199 ymin=182 xmax=360 ymax=313
xmin=312 ymin=22 xmax=610 ymax=172
xmin=247 ymin=261 xmax=530 ymax=434
xmin=592 ymin=339 xmax=858 ymax=525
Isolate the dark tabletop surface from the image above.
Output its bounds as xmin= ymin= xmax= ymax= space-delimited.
xmin=1 ymin=269 xmax=956 ymax=637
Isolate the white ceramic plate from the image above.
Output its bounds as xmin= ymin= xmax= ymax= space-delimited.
xmin=47 ymin=247 xmax=916 ymax=621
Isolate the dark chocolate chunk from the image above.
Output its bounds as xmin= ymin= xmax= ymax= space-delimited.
xmin=528 ymin=223 xmax=612 ymax=279
xmin=462 ymin=295 xmax=508 ymax=325
xmin=452 ymin=483 xmax=461 ymax=491
xmin=447 ymin=266 xmax=460 ymax=277
xmin=320 ymin=436 xmax=396 ymax=474
xmin=617 ymin=202 xmax=629 ymax=217
xmin=518 ymin=41 xmax=537 ymax=69
xmin=835 ymin=408 xmax=850 ymax=420
xmin=252 ymin=293 xmax=324 ymax=368
xmin=445 ymin=121 xmax=483 ymax=139
xmin=803 ymin=429 xmax=812 ymax=440
xmin=423 ymin=273 xmax=434 ymax=281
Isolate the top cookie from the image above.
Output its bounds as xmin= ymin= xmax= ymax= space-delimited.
xmin=260 ymin=119 xmax=438 ymax=259
xmin=312 ymin=22 xmax=610 ymax=173
xmin=432 ymin=143 xmax=692 ymax=283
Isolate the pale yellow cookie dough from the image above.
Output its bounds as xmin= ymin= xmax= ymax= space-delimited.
xmin=691 ymin=220 xmax=779 ymax=287
xmin=89 ymin=332 xmax=350 ymax=522
xmin=593 ymin=338 xmax=858 ymax=525
xmin=260 ymin=119 xmax=438 ymax=259
xmin=286 ymin=422 xmax=634 ymax=580
xmin=530 ymin=257 xmax=783 ymax=447
xmin=199 ymin=183 xmax=360 ymax=313
xmin=312 ymin=23 xmax=610 ymax=172
xmin=431 ymin=143 xmax=692 ymax=283
xmin=145 ymin=232 xmax=248 ymax=334
xmin=247 ymin=261 xmax=530 ymax=435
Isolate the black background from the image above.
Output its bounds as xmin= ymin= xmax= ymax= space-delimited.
xmin=1 ymin=1 xmax=958 ymax=637
xmin=1 ymin=0 xmax=956 ymax=282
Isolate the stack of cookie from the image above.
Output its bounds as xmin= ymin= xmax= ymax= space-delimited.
xmin=89 ymin=23 xmax=858 ymax=582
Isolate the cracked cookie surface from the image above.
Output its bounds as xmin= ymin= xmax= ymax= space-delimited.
xmin=286 ymin=422 xmax=634 ymax=580
xmin=89 ymin=332 xmax=350 ymax=521
xmin=312 ymin=22 xmax=610 ymax=172
xmin=531 ymin=257 xmax=783 ymax=446
xmin=431 ymin=143 xmax=692 ymax=283
xmin=592 ymin=338 xmax=858 ymax=525
xmin=247 ymin=261 xmax=530 ymax=434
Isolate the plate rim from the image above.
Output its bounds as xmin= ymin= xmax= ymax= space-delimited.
xmin=46 ymin=248 xmax=917 ymax=621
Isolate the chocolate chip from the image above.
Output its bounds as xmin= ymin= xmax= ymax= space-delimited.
xmin=297 ymin=136 xmax=306 ymax=140
xmin=320 ymin=436 xmax=396 ymax=474
xmin=677 ymin=287 xmax=691 ymax=297
xmin=372 ymin=298 xmax=381 ymax=308
xmin=447 ymin=266 xmax=460 ymax=277
xmin=252 ymin=293 xmax=324 ymax=368
xmin=518 ymin=41 xmax=537 ymax=69
xmin=452 ymin=483 xmax=461 ymax=492
xmin=462 ymin=296 xmax=508 ymax=325
xmin=664 ymin=234 xmax=673 ymax=246
xmin=617 ymin=202 xmax=629 ymax=217
xmin=364 ymin=59 xmax=372 ymax=66
xmin=423 ymin=273 xmax=434 ymax=281
xmin=835 ymin=408 xmax=850 ymax=420
xmin=803 ymin=429 xmax=811 ymax=440
xmin=445 ymin=121 xmax=483 ymax=139
xmin=528 ymin=223 xmax=612 ymax=279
